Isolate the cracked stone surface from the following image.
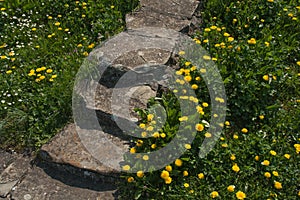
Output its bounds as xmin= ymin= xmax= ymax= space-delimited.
xmin=10 ymin=159 xmax=116 ymax=200
xmin=0 ymin=152 xmax=31 ymax=198
xmin=140 ymin=0 xmax=200 ymax=19
xmin=126 ymin=7 xmax=192 ymax=32
xmin=40 ymin=123 xmax=128 ymax=175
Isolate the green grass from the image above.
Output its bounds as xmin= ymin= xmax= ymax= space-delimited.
xmin=0 ymin=0 xmax=139 ymax=150
xmin=118 ymin=0 xmax=300 ymax=199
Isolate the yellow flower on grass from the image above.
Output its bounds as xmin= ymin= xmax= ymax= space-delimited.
xmin=210 ymin=25 xmax=217 ymax=30
xmin=227 ymin=185 xmax=235 ymax=192
xmin=297 ymin=61 xmax=300 ymax=66
xmin=88 ymin=43 xmax=95 ymax=49
xmin=54 ymin=22 xmax=60 ymax=26
xmin=151 ymin=144 xmax=156 ymax=149
xmin=122 ymin=165 xmax=130 ymax=171
xmin=198 ymin=173 xmax=204 ymax=179
xmin=130 ymin=147 xmax=136 ymax=154
xmin=225 ymin=121 xmax=230 ymax=126
xmin=195 ymin=123 xmax=204 ymax=131
xmin=264 ymin=172 xmax=271 ymax=178
xmin=136 ymin=139 xmax=143 ymax=147
xmin=263 ymin=75 xmax=269 ymax=81
xmin=65 ymin=28 xmax=69 ymax=32
xmin=161 ymin=170 xmax=169 ymax=179
xmin=294 ymin=144 xmax=300 ymax=153
xmin=48 ymin=16 xmax=53 ymax=19
xmin=202 ymin=102 xmax=209 ymax=107
xmin=236 ymin=191 xmax=246 ymax=200
xmin=141 ymin=132 xmax=147 ymax=137
xmin=274 ymin=181 xmax=282 ymax=189
xmin=46 ymin=69 xmax=53 ymax=73
xmin=210 ymin=191 xmax=219 ymax=198
xmin=160 ymin=133 xmax=166 ymax=138
xmin=165 ymin=176 xmax=172 ymax=184
xmin=136 ymin=171 xmax=144 ymax=178
xmin=232 ymin=163 xmax=240 ymax=172
xmin=204 ymin=28 xmax=211 ymax=32
xmin=272 ymin=171 xmax=279 ymax=176
xmin=230 ymin=154 xmax=236 ymax=160
xmin=165 ymin=165 xmax=172 ymax=172
xmin=241 ymin=128 xmax=248 ymax=133
xmin=259 ymin=115 xmax=265 ymax=120
xmin=255 ymin=155 xmax=259 ymax=161
xmin=183 ymin=171 xmax=189 ymax=176
xmin=233 ymin=134 xmax=239 ymax=139
xmin=191 ymin=84 xmax=198 ymax=90
xmin=152 ymin=132 xmax=160 ymax=138
xmin=248 ymin=38 xmax=256 ymax=44
xmin=185 ymin=61 xmax=191 ymax=66
xmin=184 ymin=75 xmax=192 ymax=82
xmin=221 ymin=143 xmax=228 ymax=148
xmin=1 ymin=55 xmax=7 ymax=59
xmin=185 ymin=144 xmax=191 ymax=150
xmin=224 ymin=32 xmax=230 ymax=37
xmin=127 ymin=177 xmax=134 ymax=182
xmin=270 ymin=150 xmax=277 ymax=156
xmin=175 ymin=159 xmax=182 ymax=167
xmin=228 ymin=37 xmax=234 ymax=42
xmin=261 ymin=160 xmax=270 ymax=166
xmin=6 ymin=70 xmax=12 ymax=74
xmin=184 ymin=183 xmax=189 ymax=188
xmin=265 ymin=42 xmax=270 ymax=47
xmin=267 ymin=0 xmax=274 ymax=2
xmin=284 ymin=154 xmax=290 ymax=159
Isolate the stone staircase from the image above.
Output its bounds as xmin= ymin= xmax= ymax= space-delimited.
xmin=0 ymin=1 xmax=203 ymax=199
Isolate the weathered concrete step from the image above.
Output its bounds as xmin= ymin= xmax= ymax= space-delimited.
xmin=10 ymin=159 xmax=117 ymax=200
xmin=0 ymin=151 xmax=31 ymax=198
xmin=140 ymin=0 xmax=200 ymax=19
xmin=40 ymin=123 xmax=128 ymax=177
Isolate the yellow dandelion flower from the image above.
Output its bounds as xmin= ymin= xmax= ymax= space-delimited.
xmin=264 ymin=172 xmax=271 ymax=178
xmin=227 ymin=185 xmax=235 ymax=192
xmin=127 ymin=177 xmax=134 ymax=182
xmin=122 ymin=165 xmax=130 ymax=171
xmin=270 ymin=150 xmax=277 ymax=156
xmin=261 ymin=160 xmax=270 ymax=166
xmin=241 ymin=128 xmax=248 ymax=133
xmin=136 ymin=171 xmax=144 ymax=178
xmin=165 ymin=165 xmax=172 ymax=172
xmin=198 ymin=173 xmax=204 ymax=179
xmin=274 ymin=181 xmax=282 ymax=189
xmin=236 ymin=191 xmax=246 ymax=200
xmin=175 ymin=159 xmax=182 ymax=167
xmin=284 ymin=154 xmax=290 ymax=159
xmin=184 ymin=144 xmax=191 ymax=149
xmin=160 ymin=170 xmax=170 ymax=179
xmin=164 ymin=176 xmax=172 ymax=184
xmin=210 ymin=191 xmax=219 ymax=198
xmin=195 ymin=123 xmax=204 ymax=131
xmin=183 ymin=171 xmax=189 ymax=176
xmin=232 ymin=163 xmax=240 ymax=172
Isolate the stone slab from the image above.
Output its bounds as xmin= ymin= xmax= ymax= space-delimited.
xmin=126 ymin=8 xmax=192 ymax=32
xmin=0 ymin=154 xmax=31 ymax=198
xmin=11 ymin=160 xmax=116 ymax=200
xmin=40 ymin=123 xmax=128 ymax=175
xmin=140 ymin=0 xmax=200 ymax=18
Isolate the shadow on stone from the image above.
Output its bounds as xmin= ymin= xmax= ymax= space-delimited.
xmin=35 ymin=158 xmax=118 ymax=192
